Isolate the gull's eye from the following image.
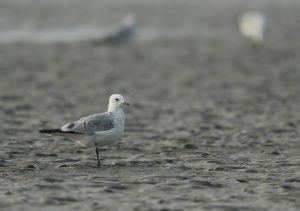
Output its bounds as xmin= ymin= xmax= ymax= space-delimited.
xmin=115 ymin=98 xmax=119 ymax=101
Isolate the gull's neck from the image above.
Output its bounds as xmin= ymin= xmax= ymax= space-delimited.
xmin=108 ymin=104 xmax=125 ymax=131
xmin=108 ymin=104 xmax=122 ymax=113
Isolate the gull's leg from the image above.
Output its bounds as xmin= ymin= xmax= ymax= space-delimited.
xmin=95 ymin=147 xmax=100 ymax=167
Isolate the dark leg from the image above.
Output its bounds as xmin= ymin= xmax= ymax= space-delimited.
xmin=95 ymin=147 xmax=100 ymax=167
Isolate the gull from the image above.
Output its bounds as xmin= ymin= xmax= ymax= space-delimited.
xmin=94 ymin=14 xmax=138 ymax=45
xmin=238 ymin=12 xmax=267 ymax=44
xmin=39 ymin=94 xmax=130 ymax=166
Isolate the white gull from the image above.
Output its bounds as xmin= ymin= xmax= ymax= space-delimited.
xmin=39 ymin=94 xmax=130 ymax=166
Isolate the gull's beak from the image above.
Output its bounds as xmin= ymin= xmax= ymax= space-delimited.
xmin=123 ymin=101 xmax=130 ymax=106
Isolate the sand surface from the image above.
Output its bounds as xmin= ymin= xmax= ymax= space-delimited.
xmin=0 ymin=0 xmax=300 ymax=210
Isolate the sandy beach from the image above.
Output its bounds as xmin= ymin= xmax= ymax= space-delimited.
xmin=0 ymin=0 xmax=300 ymax=210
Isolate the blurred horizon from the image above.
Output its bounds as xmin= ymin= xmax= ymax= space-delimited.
xmin=0 ymin=0 xmax=299 ymax=43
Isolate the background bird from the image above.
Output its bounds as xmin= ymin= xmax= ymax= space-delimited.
xmin=238 ymin=11 xmax=267 ymax=45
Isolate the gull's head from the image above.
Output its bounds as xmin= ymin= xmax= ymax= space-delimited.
xmin=108 ymin=94 xmax=130 ymax=112
xmin=121 ymin=14 xmax=137 ymax=27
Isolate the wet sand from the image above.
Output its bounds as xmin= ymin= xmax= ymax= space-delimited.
xmin=0 ymin=0 xmax=300 ymax=210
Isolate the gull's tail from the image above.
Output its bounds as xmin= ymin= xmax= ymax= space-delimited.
xmin=39 ymin=129 xmax=61 ymax=134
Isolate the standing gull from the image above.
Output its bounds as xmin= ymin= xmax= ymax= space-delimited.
xmin=39 ymin=94 xmax=130 ymax=166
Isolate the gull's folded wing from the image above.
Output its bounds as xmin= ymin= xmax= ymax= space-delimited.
xmin=61 ymin=112 xmax=115 ymax=135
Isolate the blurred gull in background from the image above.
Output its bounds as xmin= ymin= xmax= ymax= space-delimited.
xmin=0 ymin=14 xmax=138 ymax=44
xmin=93 ymin=14 xmax=138 ymax=45
xmin=238 ymin=12 xmax=267 ymax=44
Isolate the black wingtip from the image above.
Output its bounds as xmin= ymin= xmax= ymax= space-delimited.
xmin=39 ymin=129 xmax=61 ymax=134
